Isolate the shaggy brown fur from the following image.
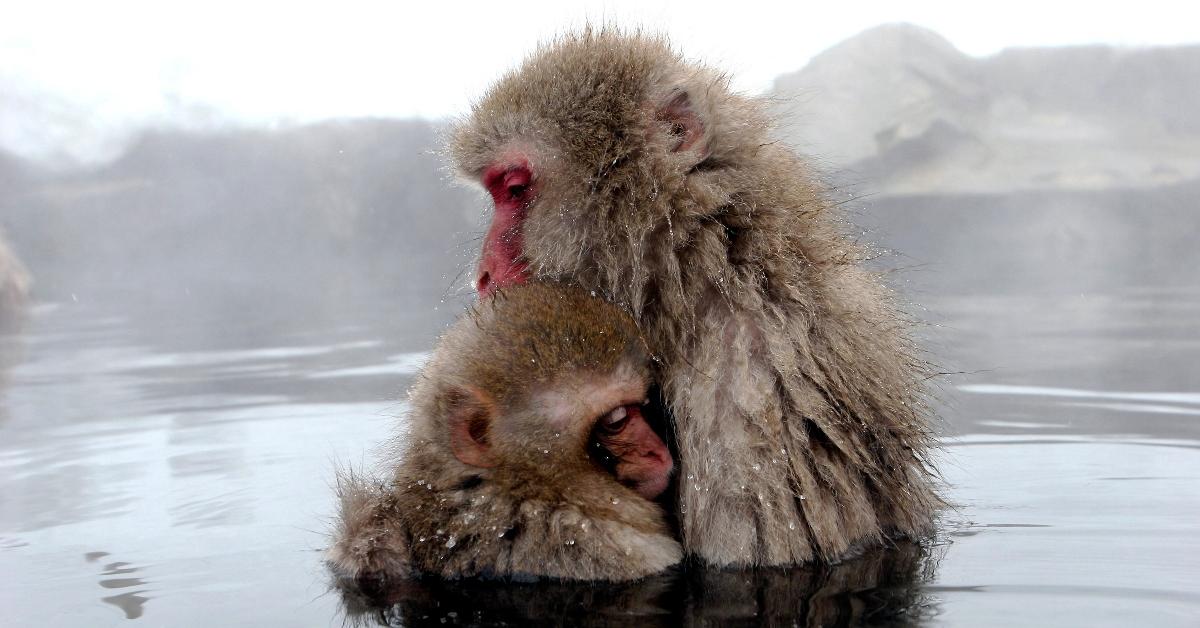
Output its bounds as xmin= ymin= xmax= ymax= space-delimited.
xmin=0 ymin=229 xmax=30 ymax=320
xmin=450 ymin=28 xmax=941 ymax=566
xmin=328 ymin=283 xmax=682 ymax=582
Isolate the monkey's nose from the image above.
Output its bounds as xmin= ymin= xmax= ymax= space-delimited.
xmin=476 ymin=271 xmax=492 ymax=296
xmin=642 ymin=447 xmax=668 ymax=465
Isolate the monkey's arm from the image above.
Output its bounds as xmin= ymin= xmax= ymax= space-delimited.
xmin=327 ymin=473 xmax=416 ymax=581
xmin=666 ymin=311 xmax=819 ymax=566
xmin=667 ymin=309 xmax=919 ymax=566
xmin=669 ymin=290 xmax=940 ymax=567
xmin=500 ymin=498 xmax=683 ymax=581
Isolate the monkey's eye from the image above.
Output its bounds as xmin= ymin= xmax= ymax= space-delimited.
xmin=598 ymin=406 xmax=631 ymax=435
xmin=484 ymin=165 xmax=534 ymax=209
xmin=507 ymin=184 xmax=528 ymax=201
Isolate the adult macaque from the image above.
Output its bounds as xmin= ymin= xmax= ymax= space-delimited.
xmin=451 ymin=29 xmax=941 ymax=566
xmin=328 ymin=283 xmax=682 ymax=582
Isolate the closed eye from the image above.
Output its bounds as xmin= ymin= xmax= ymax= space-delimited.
xmin=599 ymin=406 xmax=630 ymax=434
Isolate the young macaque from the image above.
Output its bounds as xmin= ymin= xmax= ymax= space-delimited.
xmin=451 ymin=28 xmax=942 ymax=566
xmin=327 ymin=283 xmax=682 ymax=583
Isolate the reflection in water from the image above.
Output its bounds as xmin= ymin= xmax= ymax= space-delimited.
xmin=102 ymin=593 xmax=150 ymax=621
xmin=85 ymin=551 xmax=151 ymax=619
xmin=960 ymin=385 xmax=1200 ymax=406
xmin=335 ymin=541 xmax=938 ymax=627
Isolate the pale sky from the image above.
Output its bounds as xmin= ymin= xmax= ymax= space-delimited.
xmin=2 ymin=0 xmax=1198 ymax=163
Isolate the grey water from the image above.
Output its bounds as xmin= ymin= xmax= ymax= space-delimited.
xmin=1 ymin=189 xmax=1198 ymax=626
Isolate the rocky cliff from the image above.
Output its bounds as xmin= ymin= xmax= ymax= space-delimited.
xmin=772 ymin=23 xmax=1200 ymax=194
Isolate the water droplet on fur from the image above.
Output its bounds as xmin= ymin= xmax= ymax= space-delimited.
xmin=799 ymin=494 xmax=806 ymax=500
xmin=751 ymin=463 xmax=761 ymax=471
xmin=564 ymin=539 xmax=575 ymax=546
xmin=611 ymin=497 xmax=620 ymax=505
xmin=418 ymin=536 xmax=426 ymax=543
xmin=789 ymin=522 xmax=797 ymax=530
xmin=445 ymin=536 xmax=457 ymax=549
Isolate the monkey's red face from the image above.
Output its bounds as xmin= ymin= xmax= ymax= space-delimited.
xmin=593 ymin=403 xmax=673 ymax=500
xmin=449 ymin=360 xmax=674 ymax=501
xmin=471 ymin=90 xmax=707 ymax=300
xmin=532 ymin=372 xmax=674 ymax=501
xmin=476 ymin=159 xmax=535 ymax=296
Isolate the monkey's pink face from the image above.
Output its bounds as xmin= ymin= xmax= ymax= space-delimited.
xmin=536 ymin=372 xmax=674 ymax=501
xmin=593 ymin=403 xmax=673 ymax=500
xmin=475 ymin=156 xmax=535 ymax=296
xmin=472 ymin=91 xmax=706 ymax=298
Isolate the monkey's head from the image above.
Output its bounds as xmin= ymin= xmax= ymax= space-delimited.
xmin=427 ymin=282 xmax=674 ymax=500
xmin=450 ymin=28 xmax=769 ymax=307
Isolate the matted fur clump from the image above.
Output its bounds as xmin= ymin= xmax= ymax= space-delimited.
xmin=450 ymin=28 xmax=942 ymax=566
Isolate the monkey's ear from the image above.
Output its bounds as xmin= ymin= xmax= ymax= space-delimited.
xmin=446 ymin=385 xmax=497 ymax=468
xmin=655 ymin=90 xmax=707 ymax=159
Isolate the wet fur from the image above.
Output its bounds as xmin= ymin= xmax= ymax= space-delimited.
xmin=328 ymin=284 xmax=682 ymax=582
xmin=450 ymin=28 xmax=942 ymax=566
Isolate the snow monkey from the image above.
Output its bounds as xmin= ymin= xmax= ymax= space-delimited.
xmin=450 ymin=28 xmax=941 ymax=567
xmin=328 ymin=283 xmax=682 ymax=583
